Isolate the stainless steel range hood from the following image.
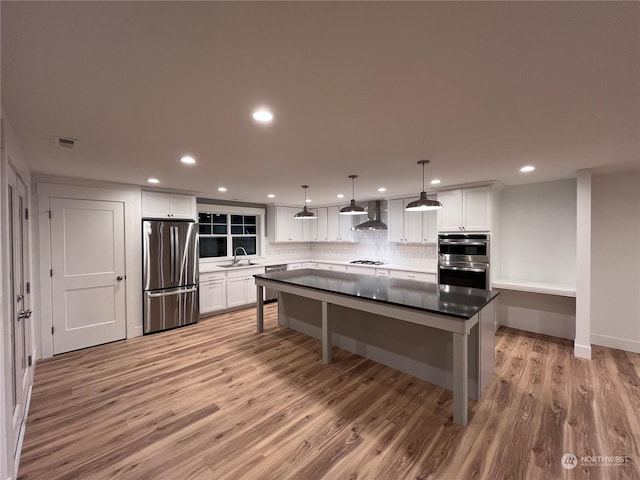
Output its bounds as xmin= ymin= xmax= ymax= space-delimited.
xmin=353 ymin=201 xmax=388 ymax=231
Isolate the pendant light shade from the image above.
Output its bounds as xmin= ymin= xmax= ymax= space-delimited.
xmin=294 ymin=185 xmax=317 ymax=219
xmin=405 ymin=160 xmax=443 ymax=211
xmin=339 ymin=175 xmax=368 ymax=215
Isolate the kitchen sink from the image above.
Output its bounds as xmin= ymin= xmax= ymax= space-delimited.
xmin=219 ymin=262 xmax=262 ymax=268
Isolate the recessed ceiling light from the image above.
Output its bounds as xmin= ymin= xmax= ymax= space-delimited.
xmin=180 ymin=155 xmax=196 ymax=165
xmin=147 ymin=178 xmax=160 ymax=184
xmin=520 ymin=165 xmax=535 ymax=173
xmin=378 ymin=187 xmax=386 ymax=192
xmin=337 ymin=194 xmax=344 ymax=198
xmin=252 ymin=108 xmax=273 ymax=123
xmin=267 ymin=194 xmax=275 ymax=198
xmin=218 ymin=187 xmax=227 ymax=192
xmin=430 ymin=179 xmax=441 ymax=185
xmin=305 ymin=199 xmax=312 ymax=203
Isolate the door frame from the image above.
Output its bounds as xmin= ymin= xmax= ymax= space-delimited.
xmin=37 ymin=182 xmax=143 ymax=359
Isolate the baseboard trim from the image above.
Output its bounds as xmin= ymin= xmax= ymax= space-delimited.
xmin=13 ymin=383 xmax=33 ymax=479
xmin=574 ymin=342 xmax=592 ymax=359
xmin=591 ymin=334 xmax=640 ymax=354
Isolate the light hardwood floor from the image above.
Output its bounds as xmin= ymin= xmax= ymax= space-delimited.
xmin=18 ymin=304 xmax=640 ymax=479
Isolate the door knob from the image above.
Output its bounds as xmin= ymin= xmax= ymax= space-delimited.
xmin=18 ymin=309 xmax=32 ymax=320
xmin=117 ymin=276 xmax=124 ymax=281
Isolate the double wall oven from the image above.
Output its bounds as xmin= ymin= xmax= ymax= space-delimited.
xmin=438 ymin=233 xmax=490 ymax=290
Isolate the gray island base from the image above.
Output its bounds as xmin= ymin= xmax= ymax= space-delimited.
xmin=254 ymin=269 xmax=499 ymax=426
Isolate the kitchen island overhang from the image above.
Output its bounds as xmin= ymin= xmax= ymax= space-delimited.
xmin=254 ymin=269 xmax=499 ymax=426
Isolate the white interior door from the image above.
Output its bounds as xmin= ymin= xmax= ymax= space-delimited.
xmin=5 ymin=166 xmax=31 ymax=471
xmin=50 ymin=198 xmax=126 ymax=354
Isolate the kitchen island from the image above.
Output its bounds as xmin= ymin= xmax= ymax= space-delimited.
xmin=254 ymin=269 xmax=499 ymax=425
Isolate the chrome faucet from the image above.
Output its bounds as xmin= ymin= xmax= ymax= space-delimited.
xmin=232 ymin=246 xmax=248 ymax=265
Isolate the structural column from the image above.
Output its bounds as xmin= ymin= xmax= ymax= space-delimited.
xmin=575 ymin=170 xmax=592 ymax=359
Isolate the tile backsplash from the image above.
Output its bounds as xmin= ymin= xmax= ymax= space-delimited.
xmin=264 ymin=241 xmax=313 ymax=260
xmin=264 ymin=229 xmax=437 ymax=265
xmin=310 ymin=230 xmax=437 ymax=263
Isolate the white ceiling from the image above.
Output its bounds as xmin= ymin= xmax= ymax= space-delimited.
xmin=2 ymin=1 xmax=639 ymax=205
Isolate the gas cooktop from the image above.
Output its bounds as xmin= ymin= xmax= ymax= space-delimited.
xmin=350 ymin=260 xmax=386 ymax=266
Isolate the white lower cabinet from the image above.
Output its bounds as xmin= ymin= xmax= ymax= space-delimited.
xmin=226 ymin=277 xmax=249 ymax=308
xmin=200 ymin=273 xmax=227 ymax=315
xmin=226 ymin=266 xmax=265 ymax=307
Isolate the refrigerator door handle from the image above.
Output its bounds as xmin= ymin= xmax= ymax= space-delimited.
xmin=175 ymin=226 xmax=181 ymax=284
xmin=169 ymin=225 xmax=175 ymax=284
xmin=145 ymin=287 xmax=198 ymax=298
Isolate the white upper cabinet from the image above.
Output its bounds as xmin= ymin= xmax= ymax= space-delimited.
xmin=268 ymin=205 xmax=355 ymax=243
xmin=387 ymin=199 xmax=405 ymax=242
xmin=422 ymin=210 xmax=438 ymax=243
xmin=316 ymin=207 xmax=328 ymax=241
xmin=327 ymin=206 xmax=356 ymax=242
xmin=268 ymin=205 xmax=305 ymax=242
xmin=142 ymin=191 xmax=196 ymax=220
xmin=302 ymin=209 xmax=318 ymax=241
xmin=463 ymin=187 xmax=492 ymax=230
xmin=327 ymin=206 xmax=340 ymax=241
xmin=388 ymin=198 xmax=437 ymax=243
xmin=436 ymin=189 xmax=465 ymax=231
xmin=437 ymin=186 xmax=492 ymax=232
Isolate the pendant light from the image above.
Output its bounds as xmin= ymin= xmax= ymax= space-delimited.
xmin=294 ymin=185 xmax=317 ymax=219
xmin=339 ymin=175 xmax=368 ymax=215
xmin=405 ymin=160 xmax=443 ymax=211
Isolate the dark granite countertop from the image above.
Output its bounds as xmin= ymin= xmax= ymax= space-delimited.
xmin=255 ymin=269 xmax=499 ymax=320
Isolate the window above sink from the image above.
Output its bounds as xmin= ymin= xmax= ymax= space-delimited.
xmin=197 ymin=203 xmax=265 ymax=262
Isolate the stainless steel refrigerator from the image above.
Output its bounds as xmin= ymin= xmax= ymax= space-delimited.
xmin=142 ymin=220 xmax=199 ymax=334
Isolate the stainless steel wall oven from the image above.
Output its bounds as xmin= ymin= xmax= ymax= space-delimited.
xmin=438 ymin=233 xmax=490 ymax=290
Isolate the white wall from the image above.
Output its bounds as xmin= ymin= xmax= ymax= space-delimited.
xmin=33 ymin=174 xmax=143 ymax=359
xmin=1 ymin=110 xmax=34 ymax=480
xmin=500 ymin=179 xmax=576 ymax=284
xmin=590 ymin=170 xmax=640 ymax=353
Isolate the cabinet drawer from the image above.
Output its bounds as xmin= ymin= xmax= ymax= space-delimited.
xmin=303 ymin=262 xmax=319 ymax=269
xmin=317 ymin=263 xmax=347 ymax=272
xmin=389 ymin=270 xmax=436 ymax=283
xmin=346 ymin=265 xmax=374 ymax=275
xmin=226 ymin=266 xmax=265 ymax=278
xmin=287 ymin=263 xmax=303 ymax=270
xmin=375 ymin=269 xmax=390 ymax=277
xmin=200 ymin=272 xmax=226 ymax=283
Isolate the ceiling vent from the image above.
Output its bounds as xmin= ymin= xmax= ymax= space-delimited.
xmin=54 ymin=136 xmax=78 ymax=149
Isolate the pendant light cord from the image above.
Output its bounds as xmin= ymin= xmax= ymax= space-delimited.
xmin=422 ymin=162 xmax=425 ymax=192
